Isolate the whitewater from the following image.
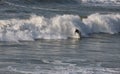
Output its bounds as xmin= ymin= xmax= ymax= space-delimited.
xmin=0 ymin=0 xmax=120 ymax=74
xmin=0 ymin=13 xmax=120 ymax=41
xmin=0 ymin=0 xmax=119 ymax=41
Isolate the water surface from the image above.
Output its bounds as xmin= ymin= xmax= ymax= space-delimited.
xmin=0 ymin=34 xmax=120 ymax=74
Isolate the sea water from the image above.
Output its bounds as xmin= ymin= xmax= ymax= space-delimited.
xmin=0 ymin=0 xmax=120 ymax=74
xmin=0 ymin=34 xmax=120 ymax=74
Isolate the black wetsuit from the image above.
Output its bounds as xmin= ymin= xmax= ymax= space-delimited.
xmin=75 ymin=29 xmax=81 ymax=38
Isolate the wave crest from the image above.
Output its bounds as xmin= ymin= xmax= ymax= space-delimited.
xmin=0 ymin=13 xmax=120 ymax=41
xmin=0 ymin=14 xmax=83 ymax=41
xmin=83 ymin=13 xmax=120 ymax=34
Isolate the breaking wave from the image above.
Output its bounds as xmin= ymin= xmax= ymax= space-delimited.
xmin=83 ymin=13 xmax=120 ymax=34
xmin=0 ymin=14 xmax=84 ymax=41
xmin=0 ymin=13 xmax=120 ymax=41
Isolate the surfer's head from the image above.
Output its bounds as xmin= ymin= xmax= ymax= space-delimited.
xmin=75 ymin=29 xmax=81 ymax=38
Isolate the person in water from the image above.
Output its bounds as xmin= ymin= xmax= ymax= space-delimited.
xmin=75 ymin=29 xmax=81 ymax=38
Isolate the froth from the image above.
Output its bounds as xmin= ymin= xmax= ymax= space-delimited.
xmin=0 ymin=13 xmax=120 ymax=41
xmin=83 ymin=13 xmax=120 ymax=34
xmin=7 ymin=65 xmax=120 ymax=74
xmin=0 ymin=14 xmax=83 ymax=41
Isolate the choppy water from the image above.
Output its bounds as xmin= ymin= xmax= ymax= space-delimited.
xmin=0 ymin=34 xmax=120 ymax=74
xmin=0 ymin=0 xmax=120 ymax=74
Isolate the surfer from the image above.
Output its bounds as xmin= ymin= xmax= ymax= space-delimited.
xmin=75 ymin=29 xmax=81 ymax=38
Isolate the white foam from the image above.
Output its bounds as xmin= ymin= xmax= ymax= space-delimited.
xmin=0 ymin=14 xmax=84 ymax=41
xmin=6 ymin=59 xmax=120 ymax=74
xmin=0 ymin=13 xmax=120 ymax=41
xmin=7 ymin=65 xmax=120 ymax=74
xmin=6 ymin=60 xmax=120 ymax=74
xmin=83 ymin=13 xmax=120 ymax=34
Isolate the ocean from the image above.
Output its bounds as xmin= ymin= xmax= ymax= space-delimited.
xmin=0 ymin=0 xmax=120 ymax=74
